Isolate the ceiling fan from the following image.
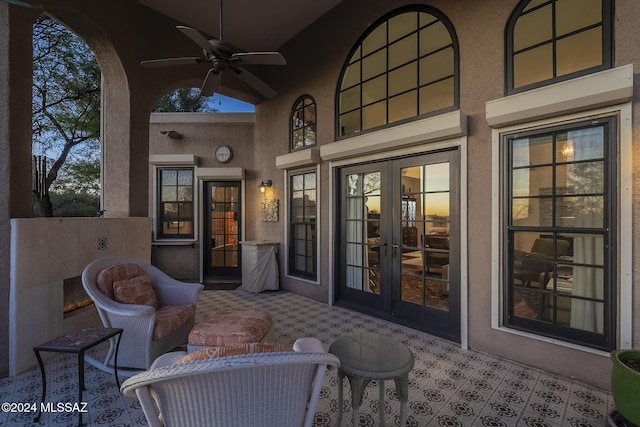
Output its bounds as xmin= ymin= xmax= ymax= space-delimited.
xmin=1 ymin=0 xmax=42 ymax=8
xmin=141 ymin=0 xmax=286 ymax=99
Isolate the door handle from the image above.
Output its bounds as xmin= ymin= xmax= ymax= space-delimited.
xmin=391 ymin=242 xmax=400 ymax=256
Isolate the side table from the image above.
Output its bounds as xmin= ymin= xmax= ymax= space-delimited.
xmin=33 ymin=327 xmax=123 ymax=426
xmin=329 ymin=332 xmax=414 ymax=427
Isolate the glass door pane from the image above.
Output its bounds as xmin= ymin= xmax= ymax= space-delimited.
xmin=345 ymin=171 xmax=382 ymax=294
xmin=400 ymin=162 xmax=451 ymax=311
xmin=204 ymin=181 xmax=241 ymax=281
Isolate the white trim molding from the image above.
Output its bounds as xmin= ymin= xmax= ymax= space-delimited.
xmin=276 ymin=148 xmax=320 ymax=170
xmin=486 ymin=64 xmax=633 ymax=128
xmin=320 ymin=110 xmax=467 ymax=161
xmin=149 ymin=154 xmax=197 ymax=165
xmin=195 ymin=167 xmax=244 ymax=180
xmin=491 ymin=103 xmax=633 ymax=352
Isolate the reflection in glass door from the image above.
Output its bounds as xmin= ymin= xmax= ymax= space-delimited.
xmin=342 ymin=166 xmax=388 ymax=312
xmin=338 ymin=150 xmax=459 ymax=341
xmin=395 ymin=153 xmax=460 ymax=341
xmin=204 ymin=181 xmax=241 ymax=281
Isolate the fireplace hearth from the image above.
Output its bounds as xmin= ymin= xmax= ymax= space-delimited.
xmin=63 ymin=275 xmax=93 ymax=318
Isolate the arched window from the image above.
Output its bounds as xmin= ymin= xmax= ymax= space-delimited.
xmin=336 ymin=6 xmax=458 ymax=138
xmin=506 ymin=0 xmax=613 ymax=94
xmin=290 ymin=95 xmax=317 ymax=151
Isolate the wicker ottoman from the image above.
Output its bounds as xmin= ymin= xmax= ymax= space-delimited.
xmin=187 ymin=308 xmax=274 ymax=352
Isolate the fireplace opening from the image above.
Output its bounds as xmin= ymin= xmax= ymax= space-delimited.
xmin=63 ymin=275 xmax=93 ymax=318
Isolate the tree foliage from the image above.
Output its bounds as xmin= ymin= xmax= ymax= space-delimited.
xmin=153 ymin=88 xmax=211 ymax=112
xmin=32 ymin=14 xmax=101 ymax=217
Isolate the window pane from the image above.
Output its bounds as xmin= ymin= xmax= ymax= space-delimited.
xmin=342 ymin=62 xmax=361 ymax=90
xmin=389 ymin=34 xmax=417 ymax=69
xmin=364 ymin=172 xmax=381 ymax=196
xmin=557 ymin=162 xmax=604 ymax=194
xmin=161 ymin=186 xmax=177 ymax=201
xmin=362 ymin=75 xmax=386 ymax=105
xmin=389 ymin=12 xmax=417 ymax=42
xmin=420 ymin=47 xmax=454 ymax=85
xmin=513 ymin=134 xmax=553 ymax=166
xmin=177 ymin=185 xmax=192 ymax=201
xmin=419 ymin=12 xmax=438 ymax=27
xmin=419 ymin=78 xmax=454 ymax=114
xmin=390 ymin=63 xmax=417 ymax=96
xmin=513 ymin=44 xmax=553 ymax=88
xmin=339 ymin=110 xmax=360 ymax=136
xmin=362 ymin=49 xmax=387 ymax=81
xmin=556 ymin=196 xmax=604 ymax=228
xmin=161 ymin=170 xmax=177 ymax=185
xmin=425 ymin=163 xmax=449 ymax=191
xmin=292 ymin=129 xmax=304 ymax=150
xmin=389 ymin=91 xmax=417 ymax=122
xmin=177 ymin=170 xmax=192 ymax=185
xmin=557 ymin=27 xmax=603 ymax=76
xmin=362 ymin=22 xmax=387 ymax=56
xmin=304 ymin=173 xmax=316 ymax=190
xmin=556 ymin=0 xmax=602 ymax=36
xmin=419 ymin=21 xmax=451 ymax=55
xmin=514 ymin=4 xmax=552 ymax=51
xmin=362 ymin=101 xmax=386 ymax=130
xmin=289 ymin=170 xmax=317 ymax=279
xmin=340 ymin=86 xmax=360 ymax=112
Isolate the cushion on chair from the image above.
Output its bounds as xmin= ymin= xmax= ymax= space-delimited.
xmin=153 ymin=304 xmax=196 ymax=340
xmin=176 ymin=342 xmax=293 ymax=364
xmin=96 ymin=263 xmax=149 ymax=300
xmin=113 ymin=275 xmax=160 ymax=310
xmin=188 ymin=309 xmax=273 ymax=347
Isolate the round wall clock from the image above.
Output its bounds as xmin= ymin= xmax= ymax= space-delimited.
xmin=215 ymin=145 xmax=233 ymax=163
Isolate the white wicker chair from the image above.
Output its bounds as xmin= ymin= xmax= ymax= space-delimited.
xmin=120 ymin=338 xmax=340 ymax=427
xmin=82 ymin=256 xmax=203 ymax=372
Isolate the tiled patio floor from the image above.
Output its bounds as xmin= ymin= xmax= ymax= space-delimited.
xmin=0 ymin=289 xmax=615 ymax=426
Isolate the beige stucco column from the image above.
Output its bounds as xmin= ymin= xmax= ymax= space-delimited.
xmin=0 ymin=4 xmax=39 ymax=376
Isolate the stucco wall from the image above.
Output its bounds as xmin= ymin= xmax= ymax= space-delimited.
xmin=251 ymin=0 xmax=640 ymax=390
xmin=9 ymin=217 xmax=151 ymax=375
xmin=148 ymin=113 xmax=256 ymax=281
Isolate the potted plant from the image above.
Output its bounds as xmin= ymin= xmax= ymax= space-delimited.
xmin=611 ymin=349 xmax=640 ymax=425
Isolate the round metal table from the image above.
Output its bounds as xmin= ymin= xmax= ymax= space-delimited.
xmin=329 ymin=332 xmax=414 ymax=427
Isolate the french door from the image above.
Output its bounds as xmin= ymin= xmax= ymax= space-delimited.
xmin=203 ymin=181 xmax=241 ymax=282
xmin=337 ymin=150 xmax=460 ymax=341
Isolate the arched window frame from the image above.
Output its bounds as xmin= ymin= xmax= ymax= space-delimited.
xmin=335 ymin=5 xmax=459 ymax=140
xmin=290 ymin=95 xmax=317 ymax=152
xmin=505 ymin=0 xmax=614 ymax=94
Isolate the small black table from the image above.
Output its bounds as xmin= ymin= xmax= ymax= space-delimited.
xmin=33 ymin=327 xmax=123 ymax=426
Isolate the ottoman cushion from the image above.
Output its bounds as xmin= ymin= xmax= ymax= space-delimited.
xmin=188 ymin=308 xmax=273 ymax=349
xmin=176 ymin=342 xmax=292 ymax=364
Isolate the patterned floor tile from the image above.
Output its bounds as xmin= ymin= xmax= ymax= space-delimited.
xmin=0 ymin=289 xmax=615 ymax=426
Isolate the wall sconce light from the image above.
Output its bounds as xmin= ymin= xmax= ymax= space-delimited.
xmin=159 ymin=130 xmax=183 ymax=139
xmin=258 ymin=180 xmax=272 ymax=193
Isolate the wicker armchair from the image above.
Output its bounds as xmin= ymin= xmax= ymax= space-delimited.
xmin=121 ymin=337 xmax=340 ymax=427
xmin=82 ymin=257 xmax=203 ymax=371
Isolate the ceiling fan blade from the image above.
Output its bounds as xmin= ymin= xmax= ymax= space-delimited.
xmin=140 ymin=57 xmax=203 ymax=68
xmin=176 ymin=26 xmax=216 ymax=52
xmin=200 ymin=68 xmax=222 ymax=97
xmin=2 ymin=0 xmax=42 ymax=8
xmin=231 ymin=52 xmax=286 ymax=66
xmin=230 ymin=67 xmax=277 ymax=99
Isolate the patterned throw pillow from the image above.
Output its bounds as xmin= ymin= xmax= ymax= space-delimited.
xmin=176 ymin=342 xmax=293 ymax=364
xmin=96 ymin=263 xmax=149 ymax=300
xmin=113 ymin=275 xmax=160 ymax=310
